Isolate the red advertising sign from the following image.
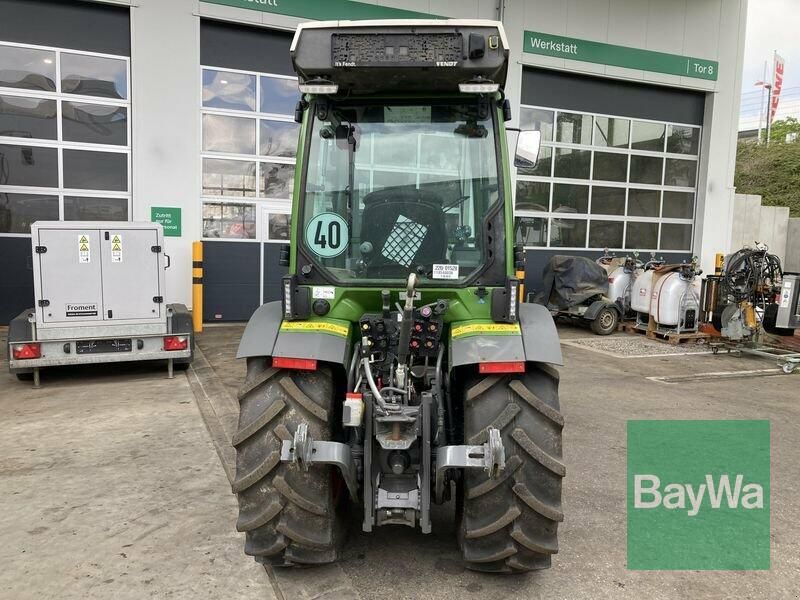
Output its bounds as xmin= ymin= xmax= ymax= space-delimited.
xmin=771 ymin=54 xmax=785 ymax=121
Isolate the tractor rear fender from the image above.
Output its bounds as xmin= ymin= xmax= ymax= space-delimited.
xmin=450 ymin=303 xmax=563 ymax=368
xmin=236 ymin=301 xmax=351 ymax=365
xmin=583 ymin=299 xmax=620 ymax=322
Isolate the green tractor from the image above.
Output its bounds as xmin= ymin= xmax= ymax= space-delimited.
xmin=233 ymin=19 xmax=564 ymax=573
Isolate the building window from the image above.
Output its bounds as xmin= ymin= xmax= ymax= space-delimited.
xmin=515 ymin=104 xmax=699 ymax=251
xmin=201 ymin=66 xmax=300 ymax=241
xmin=0 ymin=41 xmax=130 ymax=234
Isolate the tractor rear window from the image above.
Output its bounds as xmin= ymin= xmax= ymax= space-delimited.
xmin=300 ymin=100 xmax=501 ymax=283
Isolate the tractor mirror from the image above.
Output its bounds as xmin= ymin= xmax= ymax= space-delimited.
xmin=514 ymin=130 xmax=541 ymax=169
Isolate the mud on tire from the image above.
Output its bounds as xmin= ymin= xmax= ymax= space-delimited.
xmin=459 ymin=364 xmax=565 ymax=573
xmin=232 ymin=357 xmax=344 ymax=566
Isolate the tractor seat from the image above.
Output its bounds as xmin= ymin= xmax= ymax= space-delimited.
xmin=361 ymin=186 xmax=448 ymax=275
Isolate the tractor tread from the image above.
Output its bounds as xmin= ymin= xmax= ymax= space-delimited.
xmin=232 ymin=397 xmax=285 ymax=446
xmin=465 ymin=375 xmax=501 ymax=403
xmin=509 ymin=380 xmax=565 ymax=427
xmin=236 ymin=497 xmax=283 ymax=532
xmin=238 ymin=366 xmax=280 ymax=400
xmin=510 ymin=522 xmax=558 ymax=554
xmin=231 ymin=449 xmax=280 ymax=493
xmin=273 ymin=474 xmax=328 ymax=516
xmin=466 ymin=455 xmax=523 ymax=499
xmin=464 ymin=505 xmax=521 ymax=539
xmin=278 ymin=376 xmax=328 ymax=422
xmin=233 ymin=361 xmax=342 ymax=567
xmin=511 ymin=428 xmax=566 ymax=476
xmin=459 ymin=366 xmax=564 ymax=573
xmin=467 ymin=403 xmax=520 ymax=444
xmin=512 ymin=482 xmax=564 ymax=522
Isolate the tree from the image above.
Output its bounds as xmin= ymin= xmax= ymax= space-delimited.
xmin=768 ymin=117 xmax=800 ymax=144
xmin=735 ymin=141 xmax=800 ymax=217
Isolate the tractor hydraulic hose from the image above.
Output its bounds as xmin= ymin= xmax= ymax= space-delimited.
xmin=361 ymin=357 xmax=398 ymax=414
xmin=397 ymin=273 xmax=418 ymax=366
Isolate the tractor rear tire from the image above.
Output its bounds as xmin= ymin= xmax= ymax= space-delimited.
xmin=232 ymin=357 xmax=344 ymax=566
xmin=459 ymin=364 xmax=564 ymax=573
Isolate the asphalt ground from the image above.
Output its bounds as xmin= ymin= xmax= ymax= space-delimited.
xmin=1 ymin=323 xmax=798 ymax=599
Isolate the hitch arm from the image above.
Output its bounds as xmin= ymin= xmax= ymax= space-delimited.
xmin=280 ymin=423 xmax=359 ymax=501
xmin=433 ymin=428 xmax=506 ymax=504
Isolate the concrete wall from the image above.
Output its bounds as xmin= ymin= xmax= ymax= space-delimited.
xmin=786 ymin=219 xmax=800 ymax=273
xmin=729 ymin=193 xmax=790 ymax=263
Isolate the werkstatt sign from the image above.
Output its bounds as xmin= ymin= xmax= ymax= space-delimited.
xmin=523 ymin=31 xmax=718 ymax=81
xmin=201 ymin=0 xmax=438 ymax=20
xmin=151 ymin=207 xmax=181 ymax=237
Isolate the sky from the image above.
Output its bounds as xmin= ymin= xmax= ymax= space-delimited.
xmin=739 ymin=0 xmax=800 ymax=130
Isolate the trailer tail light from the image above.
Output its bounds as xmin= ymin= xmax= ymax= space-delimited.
xmin=479 ymin=361 xmax=525 ymax=374
xmin=163 ymin=335 xmax=189 ymax=351
xmin=12 ymin=343 xmax=41 ymax=360
xmin=273 ymin=356 xmax=317 ymax=371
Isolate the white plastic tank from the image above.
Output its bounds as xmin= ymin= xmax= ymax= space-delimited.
xmin=651 ymin=272 xmax=701 ymax=327
xmin=607 ymin=266 xmax=632 ymax=305
xmin=631 ymin=270 xmax=655 ymax=314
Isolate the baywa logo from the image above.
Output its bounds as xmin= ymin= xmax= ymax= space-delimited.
xmin=627 ymin=420 xmax=770 ymax=570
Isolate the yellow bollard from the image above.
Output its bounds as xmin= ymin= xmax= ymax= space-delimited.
xmin=714 ymin=253 xmax=724 ymax=275
xmin=192 ymin=241 xmax=203 ymax=333
xmin=516 ymin=269 xmax=525 ymax=303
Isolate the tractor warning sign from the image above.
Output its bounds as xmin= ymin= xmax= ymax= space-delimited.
xmin=78 ymin=234 xmax=91 ymax=263
xmin=110 ymin=234 xmax=123 ymax=263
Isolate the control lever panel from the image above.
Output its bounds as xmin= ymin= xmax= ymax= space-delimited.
xmin=359 ymin=302 xmax=446 ymax=364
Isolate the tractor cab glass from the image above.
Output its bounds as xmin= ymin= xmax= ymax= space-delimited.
xmin=300 ymin=100 xmax=500 ymax=284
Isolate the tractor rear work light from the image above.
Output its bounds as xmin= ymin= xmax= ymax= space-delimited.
xmin=163 ymin=335 xmax=189 ymax=351
xmin=479 ymin=361 xmax=525 ymax=374
xmin=12 ymin=343 xmax=41 ymax=360
xmin=272 ymin=356 xmax=318 ymax=371
xmin=298 ymin=80 xmax=338 ymax=94
xmin=459 ymin=81 xmax=499 ymax=94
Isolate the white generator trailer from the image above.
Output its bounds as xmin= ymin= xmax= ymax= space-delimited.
xmin=7 ymin=221 xmax=193 ymax=385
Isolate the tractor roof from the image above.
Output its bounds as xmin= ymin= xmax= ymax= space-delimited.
xmin=290 ymin=19 xmax=509 ymax=96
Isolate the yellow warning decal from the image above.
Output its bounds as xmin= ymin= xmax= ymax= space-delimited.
xmin=451 ymin=323 xmax=521 ymax=338
xmin=111 ymin=235 xmax=122 ymax=244
xmin=79 ymin=235 xmax=89 ymax=244
xmin=280 ymin=321 xmax=349 ymax=337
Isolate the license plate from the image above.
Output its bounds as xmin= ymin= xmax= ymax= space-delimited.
xmin=76 ymin=339 xmax=132 ymax=354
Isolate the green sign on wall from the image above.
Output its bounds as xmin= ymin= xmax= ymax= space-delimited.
xmin=151 ymin=206 xmax=182 ymax=237
xmin=201 ymin=0 xmax=439 ymax=20
xmin=523 ymin=30 xmax=718 ymax=81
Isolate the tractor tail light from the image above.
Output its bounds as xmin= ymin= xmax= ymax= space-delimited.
xmin=273 ymin=356 xmax=318 ymax=371
xmin=479 ymin=361 xmax=525 ymax=374
xmin=163 ymin=335 xmax=189 ymax=351
xmin=12 ymin=343 xmax=41 ymax=360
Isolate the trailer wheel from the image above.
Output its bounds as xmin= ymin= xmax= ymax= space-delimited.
xmin=590 ymin=307 xmax=618 ymax=335
xmin=459 ymin=364 xmax=564 ymax=573
xmin=232 ymin=357 xmax=344 ymax=566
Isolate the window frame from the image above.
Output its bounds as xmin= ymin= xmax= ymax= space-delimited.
xmin=515 ymin=103 xmax=701 ymax=252
xmin=0 ymin=40 xmax=131 ymax=236
xmin=200 ymin=63 xmax=299 ymax=243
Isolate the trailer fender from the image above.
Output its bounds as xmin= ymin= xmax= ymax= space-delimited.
xmin=519 ymin=302 xmax=563 ymax=366
xmin=583 ymin=299 xmax=620 ymax=322
xmin=7 ymin=309 xmax=35 ymax=375
xmin=236 ymin=301 xmax=351 ymax=366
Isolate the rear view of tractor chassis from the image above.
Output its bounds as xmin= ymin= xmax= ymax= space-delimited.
xmin=230 ymin=18 xmax=565 ymax=573
xmin=232 ymin=276 xmax=565 ymax=572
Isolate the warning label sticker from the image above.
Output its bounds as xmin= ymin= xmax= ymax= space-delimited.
xmin=110 ymin=234 xmax=122 ymax=263
xmin=432 ymin=264 xmax=460 ymax=280
xmin=66 ymin=302 xmax=98 ymax=317
xmin=78 ymin=234 xmax=90 ymax=263
xmin=451 ymin=323 xmax=521 ymax=338
xmin=280 ymin=320 xmax=349 ymax=337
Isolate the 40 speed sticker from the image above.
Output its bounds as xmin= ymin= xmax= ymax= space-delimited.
xmin=305 ymin=213 xmax=348 ymax=258
xmin=280 ymin=321 xmax=349 ymax=337
xmin=451 ymin=323 xmax=521 ymax=338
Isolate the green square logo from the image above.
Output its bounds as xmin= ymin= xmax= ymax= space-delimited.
xmin=627 ymin=420 xmax=770 ymax=570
